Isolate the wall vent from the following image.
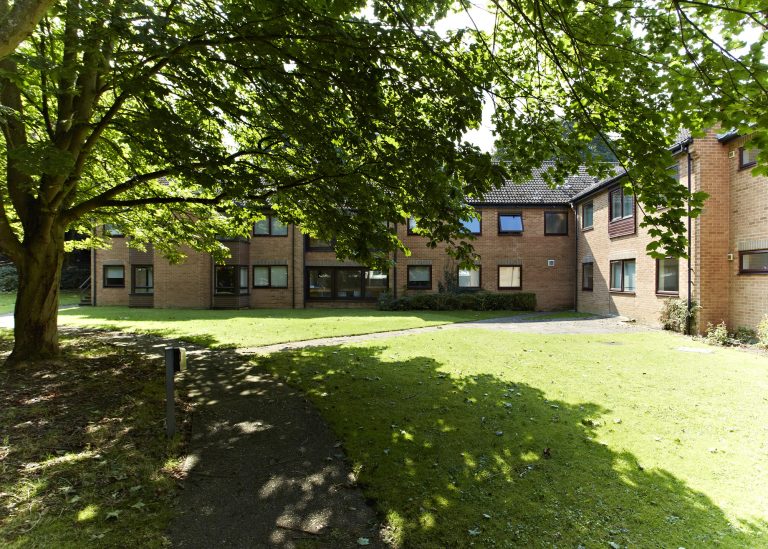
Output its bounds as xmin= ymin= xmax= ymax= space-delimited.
xmin=547 ymin=259 xmax=556 ymax=267
xmin=728 ymin=150 xmax=736 ymax=158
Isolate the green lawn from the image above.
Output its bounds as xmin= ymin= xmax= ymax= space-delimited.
xmin=0 ymin=290 xmax=81 ymax=314
xmin=58 ymin=307 xmax=529 ymax=348
xmin=259 ymin=329 xmax=768 ymax=548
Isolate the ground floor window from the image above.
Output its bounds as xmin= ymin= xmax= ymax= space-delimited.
xmin=582 ymin=262 xmax=594 ymax=291
xmin=656 ymin=258 xmax=679 ymax=294
xmin=458 ymin=267 xmax=481 ymax=288
xmin=407 ymin=265 xmax=432 ymax=289
xmin=253 ymin=265 xmax=288 ymax=288
xmin=306 ymin=267 xmax=388 ymax=300
xmin=132 ymin=265 xmax=154 ymax=294
xmin=610 ymin=259 xmax=636 ymax=292
xmin=498 ymin=265 xmax=521 ymax=289
xmin=215 ymin=265 xmax=249 ymax=295
xmin=740 ymin=250 xmax=768 ymax=274
xmin=103 ymin=265 xmax=125 ymax=287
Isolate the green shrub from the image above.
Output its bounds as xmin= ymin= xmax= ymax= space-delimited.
xmin=705 ymin=321 xmax=729 ymax=346
xmin=659 ymin=298 xmax=698 ymax=334
xmin=732 ymin=326 xmax=757 ymax=345
xmin=758 ymin=315 xmax=768 ymax=349
xmin=378 ymin=291 xmax=536 ymax=312
xmin=0 ymin=264 xmax=18 ymax=292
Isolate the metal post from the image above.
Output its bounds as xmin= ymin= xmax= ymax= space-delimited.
xmin=165 ymin=347 xmax=176 ymax=438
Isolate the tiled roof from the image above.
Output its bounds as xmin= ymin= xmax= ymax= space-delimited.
xmin=473 ymin=163 xmax=602 ymax=205
xmin=569 ymin=164 xmax=628 ymax=203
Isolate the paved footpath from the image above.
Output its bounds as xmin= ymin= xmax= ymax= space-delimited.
xmin=237 ymin=313 xmax=648 ymax=355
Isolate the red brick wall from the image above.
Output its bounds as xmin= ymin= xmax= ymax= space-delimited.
xmin=726 ymin=135 xmax=768 ymax=330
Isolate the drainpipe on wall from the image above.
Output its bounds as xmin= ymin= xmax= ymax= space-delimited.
xmin=393 ymin=222 xmax=398 ymax=300
xmin=570 ymin=202 xmax=578 ymax=312
xmin=92 ymin=229 xmax=97 ymax=307
xmin=686 ymin=145 xmax=693 ymax=335
xmin=291 ymin=223 xmax=296 ymax=309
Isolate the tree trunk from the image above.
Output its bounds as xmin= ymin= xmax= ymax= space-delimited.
xmin=7 ymin=228 xmax=65 ymax=366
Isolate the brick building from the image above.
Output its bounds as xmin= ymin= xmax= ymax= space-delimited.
xmin=92 ymin=131 xmax=767 ymax=332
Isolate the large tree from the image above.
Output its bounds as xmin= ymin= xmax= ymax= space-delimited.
xmin=0 ymin=0 xmax=765 ymax=365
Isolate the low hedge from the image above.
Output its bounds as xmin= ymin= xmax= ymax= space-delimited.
xmin=379 ymin=291 xmax=536 ymax=311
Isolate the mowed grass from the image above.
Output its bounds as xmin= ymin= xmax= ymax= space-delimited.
xmin=0 ymin=332 xmax=186 ymax=547
xmin=259 ymin=329 xmax=768 ymax=548
xmin=58 ymin=307 xmax=525 ymax=348
xmin=0 ymin=290 xmax=81 ymax=315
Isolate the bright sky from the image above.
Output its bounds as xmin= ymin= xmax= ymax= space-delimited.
xmin=435 ymin=3 xmax=498 ymax=152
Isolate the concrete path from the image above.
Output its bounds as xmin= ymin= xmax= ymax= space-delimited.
xmin=238 ymin=314 xmax=649 ymax=355
xmin=0 ymin=304 xmax=79 ymax=329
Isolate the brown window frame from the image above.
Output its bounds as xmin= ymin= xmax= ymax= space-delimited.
xmin=305 ymin=267 xmax=389 ymax=300
xmin=581 ymin=202 xmax=594 ymax=230
xmin=252 ymin=265 xmax=289 ymax=288
xmin=609 ymin=259 xmax=636 ymax=293
xmin=406 ymin=265 xmax=432 ymax=289
xmin=131 ymin=265 xmax=154 ymax=294
xmin=253 ymin=215 xmax=289 ymax=237
xmin=457 ymin=266 xmax=482 ymax=289
xmin=498 ymin=213 xmax=524 ymax=235
xmin=461 ymin=215 xmax=482 ymax=236
xmin=215 ymin=265 xmax=249 ymax=295
xmin=655 ymin=257 xmax=680 ymax=295
xmin=103 ymin=265 xmax=125 ymax=288
xmin=582 ymin=262 xmax=594 ymax=291
xmin=304 ymin=235 xmax=334 ymax=251
xmin=497 ymin=265 xmax=522 ymax=290
xmin=609 ymin=187 xmax=635 ymax=222
xmin=544 ymin=211 xmax=568 ymax=236
xmin=739 ymin=250 xmax=768 ymax=274
xmin=739 ymin=147 xmax=759 ymax=170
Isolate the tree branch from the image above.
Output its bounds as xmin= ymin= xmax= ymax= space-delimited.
xmin=0 ymin=0 xmax=55 ymax=59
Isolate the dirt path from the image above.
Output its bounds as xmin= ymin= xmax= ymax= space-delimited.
xmin=237 ymin=314 xmax=649 ymax=355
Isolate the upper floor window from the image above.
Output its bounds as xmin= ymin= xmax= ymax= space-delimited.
xmin=305 ymin=236 xmax=333 ymax=251
xmin=461 ymin=216 xmax=481 ymax=235
xmin=656 ymin=258 xmax=679 ymax=294
xmin=132 ymin=265 xmax=154 ymax=294
xmin=740 ymin=250 xmax=768 ymax=274
xmin=104 ymin=224 xmax=123 ymax=237
xmin=581 ymin=202 xmax=594 ymax=229
xmin=739 ymin=147 xmax=759 ymax=169
xmin=215 ymin=265 xmax=249 ymax=295
xmin=544 ymin=211 xmax=568 ymax=235
xmin=253 ymin=215 xmax=288 ymax=236
xmin=498 ymin=213 xmax=523 ymax=234
xmin=103 ymin=265 xmax=125 ymax=287
xmin=610 ymin=187 xmax=634 ymax=221
xmin=407 ymin=217 xmax=418 ymax=235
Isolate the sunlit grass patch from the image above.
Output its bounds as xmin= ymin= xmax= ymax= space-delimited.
xmin=260 ymin=329 xmax=768 ymax=547
xmin=59 ymin=307 xmax=527 ymax=348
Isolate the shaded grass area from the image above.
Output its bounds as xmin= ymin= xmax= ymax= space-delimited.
xmin=58 ymin=307 xmax=527 ymax=348
xmin=260 ymin=329 xmax=768 ymax=547
xmin=0 ymin=332 xmax=186 ymax=547
xmin=0 ymin=291 xmax=80 ymax=315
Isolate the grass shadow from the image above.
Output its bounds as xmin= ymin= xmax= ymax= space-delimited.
xmin=0 ymin=331 xmax=185 ymax=546
xmin=259 ymin=344 xmax=768 ymax=547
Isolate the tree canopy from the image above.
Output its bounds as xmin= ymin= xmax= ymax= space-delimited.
xmin=0 ymin=0 xmax=766 ymax=362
